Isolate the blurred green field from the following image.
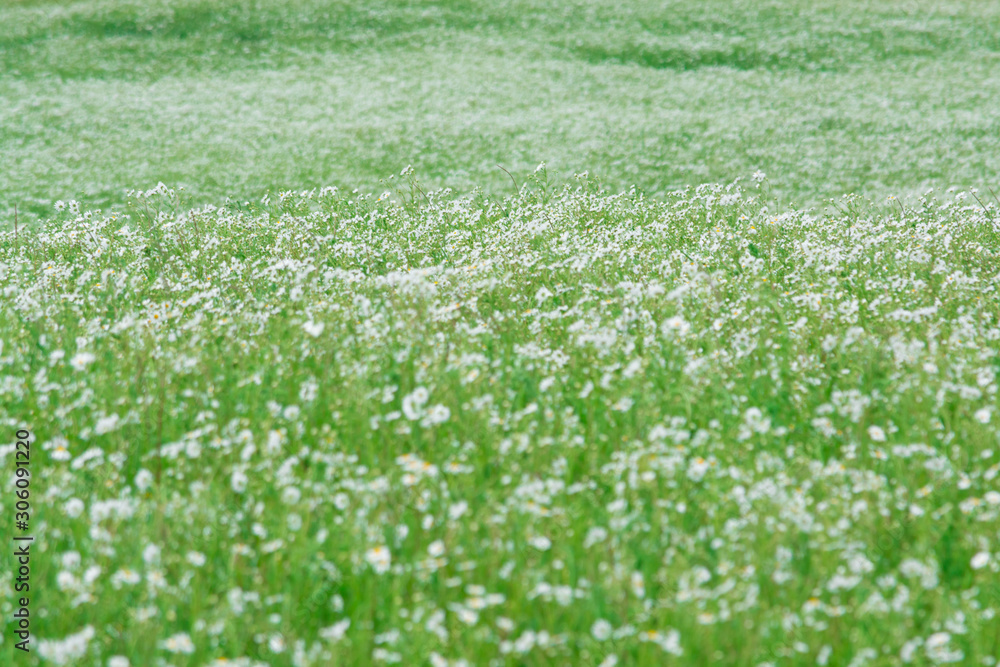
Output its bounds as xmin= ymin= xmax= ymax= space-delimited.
xmin=2 ymin=0 xmax=1000 ymax=221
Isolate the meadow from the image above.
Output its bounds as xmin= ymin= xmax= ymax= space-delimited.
xmin=2 ymin=0 xmax=1000 ymax=221
xmin=2 ymin=1 xmax=1000 ymax=666
xmin=2 ymin=173 xmax=1000 ymax=666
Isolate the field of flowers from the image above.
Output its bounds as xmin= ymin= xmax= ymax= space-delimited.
xmin=2 ymin=170 xmax=999 ymax=665
xmin=4 ymin=0 xmax=1000 ymax=221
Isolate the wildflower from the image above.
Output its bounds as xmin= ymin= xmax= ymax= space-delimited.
xmin=925 ymin=632 xmax=963 ymax=663
xmin=70 ymin=352 xmax=95 ymax=370
xmin=48 ymin=437 xmax=72 ymax=461
xmin=160 ymin=633 xmax=195 ymax=654
xmin=366 ymin=546 xmax=392 ymax=574
xmin=37 ymin=626 xmax=95 ymax=666
xmin=422 ymin=404 xmax=451 ymax=426
xmin=662 ymin=316 xmax=691 ymax=337
xmin=612 ymin=397 xmax=633 ymax=412
xmin=281 ymin=486 xmax=302 ymax=505
xmin=402 ymin=387 xmax=430 ymax=420
xmin=268 ymin=634 xmax=286 ymax=653
xmin=231 ymin=469 xmax=248 ymax=494
xmin=64 ymin=498 xmax=85 ymax=518
xmin=94 ymin=414 xmax=120 ymax=435
xmin=142 ymin=544 xmax=161 ymax=565
xmin=449 ymin=501 xmax=469 ymax=520
xmin=528 ymin=536 xmax=552 ymax=551
xmin=640 ymin=629 xmax=683 ymax=656
xmin=687 ymin=457 xmax=710 ymax=482
xmin=134 ymin=469 xmax=153 ymax=491
xmin=591 ymin=619 xmax=613 ymax=641
xmin=302 ymin=321 xmax=324 ymax=337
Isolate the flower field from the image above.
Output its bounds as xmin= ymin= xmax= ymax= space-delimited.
xmin=3 ymin=170 xmax=999 ymax=665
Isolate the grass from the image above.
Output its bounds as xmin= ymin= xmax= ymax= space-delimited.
xmin=2 ymin=0 xmax=1000 ymax=221
xmin=2 ymin=174 xmax=1000 ymax=665
xmin=3 ymin=1 xmax=1000 ymax=665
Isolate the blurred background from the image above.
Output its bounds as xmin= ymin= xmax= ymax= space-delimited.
xmin=2 ymin=0 xmax=999 ymax=221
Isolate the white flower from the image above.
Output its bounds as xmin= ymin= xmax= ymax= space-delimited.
xmin=687 ymin=457 xmax=710 ymax=482
xmin=612 ymin=397 xmax=633 ymax=412
xmin=64 ymin=498 xmax=85 ymax=518
xmin=631 ymin=571 xmax=646 ymax=598
xmin=659 ymin=629 xmax=683 ymax=656
xmin=662 ymin=316 xmax=691 ymax=337
xmin=111 ymin=569 xmax=141 ymax=588
xmin=268 ymin=634 xmax=286 ymax=653
xmin=142 ymin=544 xmax=161 ymax=565
xmin=971 ymin=552 xmax=990 ymax=570
xmin=231 ymin=469 xmax=248 ymax=494
xmin=47 ymin=437 xmax=72 ymax=461
xmin=366 ymin=546 xmax=392 ymax=574
xmin=299 ymin=379 xmax=319 ymax=403
xmin=641 ymin=629 xmax=683 ymax=656
xmin=57 ymin=570 xmax=77 ymax=590
xmin=70 ymin=352 xmax=96 ymax=371
xmin=302 ymin=321 xmax=325 ymax=337
xmin=867 ymin=425 xmax=887 ymax=442
xmin=591 ymin=619 xmax=613 ymax=641
xmin=901 ymin=638 xmax=922 ymax=663
xmin=160 ymin=632 xmax=195 ymax=654
xmin=456 ymin=607 xmax=478 ymax=625
xmin=584 ymin=527 xmax=608 ymax=548
xmin=95 ymin=414 xmax=120 ymax=435
xmin=975 ymin=407 xmax=992 ymax=424
xmin=924 ymin=631 xmax=966 ymax=665
xmin=265 ymin=429 xmax=284 ymax=455
xmin=37 ymin=626 xmax=95 ymax=666
xmin=134 ymin=469 xmax=153 ymax=491
xmin=529 ymin=536 xmax=552 ymax=551
xmin=925 ymin=631 xmax=951 ymax=651
xmin=320 ymin=619 xmax=351 ymax=642
xmin=402 ymin=387 xmax=430 ymax=420
xmin=428 ymin=540 xmax=446 ymax=557
xmin=186 ymin=551 xmax=207 ymax=567
xmin=108 ymin=657 xmax=131 ymax=667
xmin=448 ymin=501 xmax=469 ymax=520
xmin=421 ymin=404 xmax=451 ymax=426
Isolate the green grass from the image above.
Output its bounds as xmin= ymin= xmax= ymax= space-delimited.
xmin=4 ymin=2 xmax=1000 ymax=665
xmin=2 ymin=175 xmax=1000 ymax=665
xmin=2 ymin=0 xmax=1000 ymax=222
